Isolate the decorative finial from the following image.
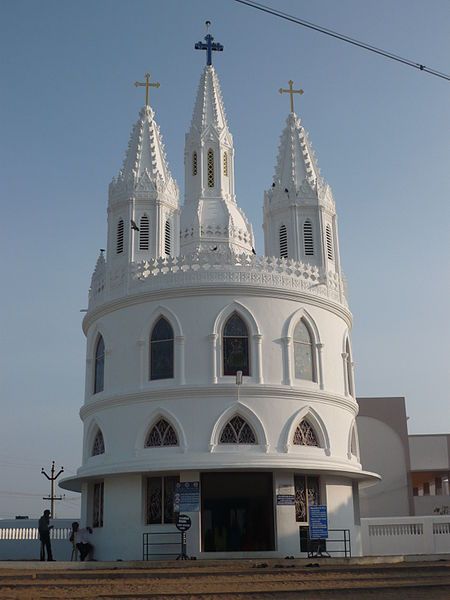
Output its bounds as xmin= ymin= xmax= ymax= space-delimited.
xmin=134 ymin=72 xmax=160 ymax=107
xmin=195 ymin=21 xmax=224 ymax=66
xmin=279 ymin=80 xmax=304 ymax=114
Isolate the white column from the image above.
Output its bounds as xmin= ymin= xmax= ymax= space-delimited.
xmin=175 ymin=335 xmax=185 ymax=385
xmin=85 ymin=358 xmax=93 ymax=400
xmin=209 ymin=333 xmax=218 ymax=384
xmin=137 ymin=340 xmax=146 ymax=389
xmin=316 ymin=343 xmax=325 ymax=390
xmin=282 ymin=337 xmax=292 ymax=385
xmin=253 ymin=334 xmax=263 ymax=384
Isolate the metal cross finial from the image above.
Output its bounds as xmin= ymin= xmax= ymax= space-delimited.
xmin=195 ymin=21 xmax=224 ymax=66
xmin=279 ymin=80 xmax=304 ymax=114
xmin=134 ymin=72 xmax=160 ymax=107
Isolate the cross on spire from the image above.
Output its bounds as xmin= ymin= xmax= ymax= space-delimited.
xmin=195 ymin=21 xmax=223 ymax=66
xmin=279 ymin=80 xmax=304 ymax=114
xmin=134 ymin=73 xmax=160 ymax=107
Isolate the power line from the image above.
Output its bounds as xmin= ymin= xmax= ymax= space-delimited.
xmin=233 ymin=0 xmax=450 ymax=82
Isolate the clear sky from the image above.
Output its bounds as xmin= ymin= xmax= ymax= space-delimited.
xmin=1 ymin=0 xmax=449 ymax=519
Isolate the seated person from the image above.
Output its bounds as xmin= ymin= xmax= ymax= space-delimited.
xmin=70 ymin=522 xmax=94 ymax=561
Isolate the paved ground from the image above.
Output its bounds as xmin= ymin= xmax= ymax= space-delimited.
xmin=0 ymin=559 xmax=449 ymax=599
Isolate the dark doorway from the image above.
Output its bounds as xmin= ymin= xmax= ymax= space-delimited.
xmin=201 ymin=472 xmax=275 ymax=552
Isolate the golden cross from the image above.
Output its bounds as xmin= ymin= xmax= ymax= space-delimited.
xmin=279 ymin=80 xmax=304 ymax=113
xmin=134 ymin=73 xmax=160 ymax=106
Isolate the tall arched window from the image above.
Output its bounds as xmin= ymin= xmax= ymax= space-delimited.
xmin=207 ymin=148 xmax=214 ymax=187
xmin=145 ymin=419 xmax=178 ymax=447
xmin=116 ymin=219 xmax=124 ymax=254
xmin=223 ymin=151 xmax=228 ymax=176
xmin=293 ymin=420 xmax=320 ymax=446
xmin=139 ymin=215 xmax=149 ymax=250
xmin=219 ymin=416 xmax=256 ymax=444
xmin=150 ymin=317 xmax=174 ymax=380
xmin=192 ymin=151 xmax=198 ymax=176
xmin=346 ymin=338 xmax=354 ymax=396
xmin=92 ymin=429 xmax=105 ymax=456
xmin=164 ymin=220 xmax=171 ymax=256
xmin=326 ymin=225 xmax=333 ymax=260
xmin=303 ymin=220 xmax=314 ymax=256
xmin=279 ymin=224 xmax=288 ymax=258
xmin=94 ymin=336 xmax=105 ymax=394
xmin=223 ymin=313 xmax=250 ymax=376
xmin=293 ymin=320 xmax=314 ymax=381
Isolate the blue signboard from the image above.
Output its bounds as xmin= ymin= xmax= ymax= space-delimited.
xmin=308 ymin=505 xmax=328 ymax=539
xmin=173 ymin=482 xmax=200 ymax=512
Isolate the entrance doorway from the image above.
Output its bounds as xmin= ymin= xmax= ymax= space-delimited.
xmin=201 ymin=472 xmax=275 ymax=552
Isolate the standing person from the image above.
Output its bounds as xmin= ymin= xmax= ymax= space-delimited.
xmin=38 ymin=509 xmax=54 ymax=561
xmin=70 ymin=522 xmax=94 ymax=561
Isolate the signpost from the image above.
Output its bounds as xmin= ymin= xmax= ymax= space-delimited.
xmin=176 ymin=514 xmax=191 ymax=560
xmin=308 ymin=505 xmax=329 ymax=557
xmin=174 ymin=482 xmax=200 ymax=512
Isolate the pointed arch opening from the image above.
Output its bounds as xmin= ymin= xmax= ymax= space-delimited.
xmin=92 ymin=428 xmax=105 ymax=456
xmin=223 ymin=313 xmax=250 ymax=376
xmin=150 ymin=317 xmax=174 ymax=380
xmin=345 ymin=338 xmax=354 ymax=396
xmin=293 ymin=419 xmax=320 ymax=447
xmin=223 ymin=151 xmax=228 ymax=177
xmin=145 ymin=418 xmax=179 ymax=447
xmin=207 ymin=148 xmax=214 ymax=187
xmin=192 ymin=151 xmax=198 ymax=176
xmin=326 ymin=224 xmax=333 ymax=260
xmin=139 ymin=215 xmax=149 ymax=250
xmin=279 ymin=224 xmax=288 ymax=259
xmin=219 ymin=415 xmax=257 ymax=444
xmin=164 ymin=220 xmax=171 ymax=256
xmin=93 ymin=335 xmax=105 ymax=394
xmin=293 ymin=319 xmax=315 ymax=382
xmin=303 ymin=220 xmax=314 ymax=256
xmin=283 ymin=406 xmax=330 ymax=454
xmin=116 ymin=219 xmax=124 ymax=254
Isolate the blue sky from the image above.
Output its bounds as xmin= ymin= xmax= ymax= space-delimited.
xmin=1 ymin=0 xmax=449 ymax=518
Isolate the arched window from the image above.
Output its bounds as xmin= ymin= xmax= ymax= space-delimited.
xmin=223 ymin=313 xmax=250 ymax=376
xmin=139 ymin=215 xmax=149 ymax=250
xmin=92 ymin=429 xmax=105 ymax=456
xmin=350 ymin=426 xmax=358 ymax=456
xmin=164 ymin=220 xmax=171 ymax=256
xmin=116 ymin=219 xmax=124 ymax=254
xmin=145 ymin=419 xmax=178 ymax=447
xmin=150 ymin=317 xmax=174 ymax=380
xmin=293 ymin=320 xmax=315 ymax=381
xmin=326 ymin=225 xmax=333 ymax=260
xmin=94 ymin=335 xmax=105 ymax=394
xmin=219 ymin=415 xmax=257 ymax=444
xmin=293 ymin=420 xmax=320 ymax=446
xmin=303 ymin=220 xmax=314 ymax=256
xmin=346 ymin=338 xmax=354 ymax=396
xmin=223 ymin=151 xmax=228 ymax=176
xmin=207 ymin=148 xmax=214 ymax=187
xmin=192 ymin=151 xmax=197 ymax=176
xmin=279 ymin=224 xmax=288 ymax=258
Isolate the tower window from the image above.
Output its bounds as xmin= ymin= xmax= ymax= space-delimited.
xmin=294 ymin=475 xmax=320 ymax=523
xmin=326 ymin=225 xmax=333 ymax=260
xmin=92 ymin=482 xmax=104 ymax=528
xmin=293 ymin=420 xmax=319 ymax=446
xmin=93 ymin=335 xmax=105 ymax=394
xmin=279 ymin=224 xmax=288 ymax=258
xmin=150 ymin=317 xmax=174 ymax=380
xmin=116 ymin=219 xmax=124 ymax=254
xmin=293 ymin=320 xmax=315 ymax=381
xmin=207 ymin=148 xmax=214 ymax=187
xmin=219 ymin=415 xmax=256 ymax=444
xmin=192 ymin=151 xmax=197 ymax=176
xmin=164 ymin=220 xmax=171 ymax=256
xmin=146 ymin=476 xmax=179 ymax=524
xmin=92 ymin=429 xmax=105 ymax=456
xmin=223 ymin=151 xmax=228 ymax=176
xmin=223 ymin=313 xmax=250 ymax=376
xmin=304 ymin=220 xmax=314 ymax=256
xmin=145 ymin=419 xmax=178 ymax=447
xmin=346 ymin=339 xmax=354 ymax=396
xmin=139 ymin=215 xmax=149 ymax=250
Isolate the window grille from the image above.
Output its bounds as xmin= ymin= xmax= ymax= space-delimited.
xmin=145 ymin=419 xmax=178 ymax=447
xmin=326 ymin=225 xmax=333 ymax=260
xmin=207 ymin=149 xmax=214 ymax=187
xmin=293 ymin=320 xmax=314 ymax=381
xmin=303 ymin=220 xmax=314 ymax=256
xmin=294 ymin=475 xmax=320 ymax=522
xmin=223 ymin=151 xmax=228 ymax=176
xmin=94 ymin=336 xmax=105 ymax=394
xmin=139 ymin=215 xmax=149 ymax=250
xmin=219 ymin=415 xmax=257 ymax=444
xmin=279 ymin=224 xmax=288 ymax=258
xmin=92 ymin=430 xmax=105 ymax=456
xmin=116 ymin=219 xmax=124 ymax=254
xmin=223 ymin=313 xmax=250 ymax=376
xmin=93 ymin=482 xmax=104 ymax=528
xmin=164 ymin=220 xmax=171 ymax=256
xmin=146 ymin=476 xmax=179 ymax=524
xmin=192 ymin=151 xmax=197 ymax=176
xmin=150 ymin=317 xmax=174 ymax=380
xmin=293 ymin=420 xmax=320 ymax=446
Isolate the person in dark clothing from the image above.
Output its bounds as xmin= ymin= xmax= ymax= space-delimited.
xmin=38 ymin=509 xmax=54 ymax=561
xmin=70 ymin=522 xmax=94 ymax=561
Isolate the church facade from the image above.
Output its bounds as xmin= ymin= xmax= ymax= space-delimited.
xmin=61 ymin=34 xmax=377 ymax=560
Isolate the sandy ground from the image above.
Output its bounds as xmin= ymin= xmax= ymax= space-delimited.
xmin=0 ymin=560 xmax=449 ymax=599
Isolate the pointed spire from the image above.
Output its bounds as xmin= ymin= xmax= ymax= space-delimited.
xmin=190 ymin=65 xmax=230 ymax=136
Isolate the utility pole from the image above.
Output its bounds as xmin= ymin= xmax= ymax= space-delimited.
xmin=41 ymin=461 xmax=64 ymax=517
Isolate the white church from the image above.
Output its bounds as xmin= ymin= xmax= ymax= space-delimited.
xmin=60 ymin=31 xmax=380 ymax=560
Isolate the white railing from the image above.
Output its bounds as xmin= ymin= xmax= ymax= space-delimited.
xmin=0 ymin=519 xmax=76 ymax=561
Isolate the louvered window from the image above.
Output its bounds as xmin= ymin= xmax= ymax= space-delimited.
xmin=207 ymin=149 xmax=214 ymax=187
xmin=139 ymin=215 xmax=149 ymax=250
xmin=94 ymin=335 xmax=105 ymax=394
xmin=219 ymin=415 xmax=257 ymax=444
xmin=326 ymin=225 xmax=333 ymax=260
xmin=192 ymin=151 xmax=197 ymax=176
xmin=279 ymin=224 xmax=288 ymax=258
xmin=223 ymin=151 xmax=228 ymax=176
xmin=145 ymin=419 xmax=178 ymax=447
xmin=92 ymin=430 xmax=105 ymax=456
xmin=303 ymin=220 xmax=314 ymax=256
xmin=164 ymin=220 xmax=171 ymax=256
xmin=116 ymin=219 xmax=124 ymax=254
xmin=293 ymin=420 xmax=320 ymax=446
